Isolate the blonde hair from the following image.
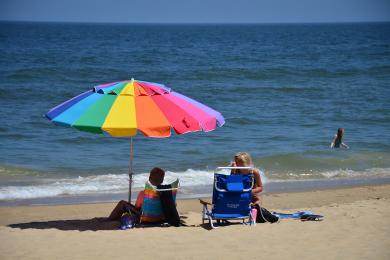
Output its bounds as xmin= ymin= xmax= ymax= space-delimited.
xmin=234 ymin=152 xmax=253 ymax=167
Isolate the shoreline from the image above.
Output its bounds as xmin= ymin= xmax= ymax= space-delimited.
xmin=1 ymin=176 xmax=390 ymax=207
xmin=1 ymin=183 xmax=389 ymax=225
xmin=0 ymin=184 xmax=389 ymax=259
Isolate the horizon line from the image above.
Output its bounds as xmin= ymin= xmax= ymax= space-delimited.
xmin=1 ymin=19 xmax=390 ymax=25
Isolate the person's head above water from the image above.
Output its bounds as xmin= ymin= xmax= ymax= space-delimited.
xmin=337 ymin=128 xmax=344 ymax=139
xmin=234 ymin=152 xmax=253 ymax=167
xmin=149 ymin=167 xmax=165 ymax=186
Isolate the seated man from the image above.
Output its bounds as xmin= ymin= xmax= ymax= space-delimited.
xmin=108 ymin=167 xmax=165 ymax=221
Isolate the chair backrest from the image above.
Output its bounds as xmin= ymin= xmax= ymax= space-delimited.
xmin=212 ymin=173 xmax=253 ymax=216
xmin=140 ymin=179 xmax=179 ymax=223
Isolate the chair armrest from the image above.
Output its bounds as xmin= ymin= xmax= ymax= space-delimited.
xmin=199 ymin=199 xmax=212 ymax=205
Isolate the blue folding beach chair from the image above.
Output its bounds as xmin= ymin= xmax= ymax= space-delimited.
xmin=201 ymin=167 xmax=255 ymax=229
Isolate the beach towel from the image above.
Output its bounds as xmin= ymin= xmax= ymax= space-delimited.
xmin=273 ymin=211 xmax=324 ymax=221
xmin=140 ymin=179 xmax=179 ymax=223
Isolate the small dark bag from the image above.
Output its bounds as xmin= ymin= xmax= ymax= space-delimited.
xmin=253 ymin=204 xmax=279 ymax=223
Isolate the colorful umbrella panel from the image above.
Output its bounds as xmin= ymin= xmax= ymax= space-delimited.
xmin=46 ymin=79 xmax=225 ymax=137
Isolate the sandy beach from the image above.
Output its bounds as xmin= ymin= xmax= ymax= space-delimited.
xmin=0 ymin=184 xmax=389 ymax=260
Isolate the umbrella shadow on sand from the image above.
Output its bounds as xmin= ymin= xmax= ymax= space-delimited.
xmin=8 ymin=218 xmax=120 ymax=231
xmin=8 ymin=216 xmax=192 ymax=231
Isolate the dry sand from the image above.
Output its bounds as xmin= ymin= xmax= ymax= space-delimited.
xmin=0 ymin=185 xmax=389 ymax=260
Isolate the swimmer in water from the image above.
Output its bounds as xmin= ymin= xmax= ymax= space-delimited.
xmin=330 ymin=128 xmax=349 ymax=149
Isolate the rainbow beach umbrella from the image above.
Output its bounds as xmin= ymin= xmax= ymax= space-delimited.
xmin=46 ymin=78 xmax=225 ymax=201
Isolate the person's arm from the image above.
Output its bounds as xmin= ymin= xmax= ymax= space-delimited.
xmin=135 ymin=191 xmax=144 ymax=209
xmin=341 ymin=142 xmax=349 ymax=149
xmin=252 ymin=169 xmax=263 ymax=194
xmin=130 ymin=190 xmax=144 ymax=217
xmin=330 ymin=135 xmax=336 ymax=148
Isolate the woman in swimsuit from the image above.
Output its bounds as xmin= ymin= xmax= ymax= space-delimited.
xmin=230 ymin=152 xmax=263 ymax=205
xmin=231 ymin=152 xmax=279 ymax=223
xmin=330 ymin=128 xmax=349 ymax=149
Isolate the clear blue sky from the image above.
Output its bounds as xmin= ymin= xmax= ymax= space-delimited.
xmin=1 ymin=0 xmax=389 ymax=23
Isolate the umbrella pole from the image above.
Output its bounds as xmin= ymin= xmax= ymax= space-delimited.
xmin=128 ymin=137 xmax=133 ymax=203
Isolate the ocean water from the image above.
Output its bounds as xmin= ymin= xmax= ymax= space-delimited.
xmin=1 ymin=22 xmax=390 ymax=203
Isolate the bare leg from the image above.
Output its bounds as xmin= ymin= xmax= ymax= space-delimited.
xmin=108 ymin=200 xmax=129 ymax=221
xmin=252 ymin=196 xmax=262 ymax=205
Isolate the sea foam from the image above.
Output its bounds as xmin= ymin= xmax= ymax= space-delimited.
xmin=0 ymin=168 xmax=389 ymax=200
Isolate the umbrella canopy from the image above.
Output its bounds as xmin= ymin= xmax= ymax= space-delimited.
xmin=46 ymin=79 xmax=224 ymax=137
xmin=46 ymin=79 xmax=225 ymax=201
